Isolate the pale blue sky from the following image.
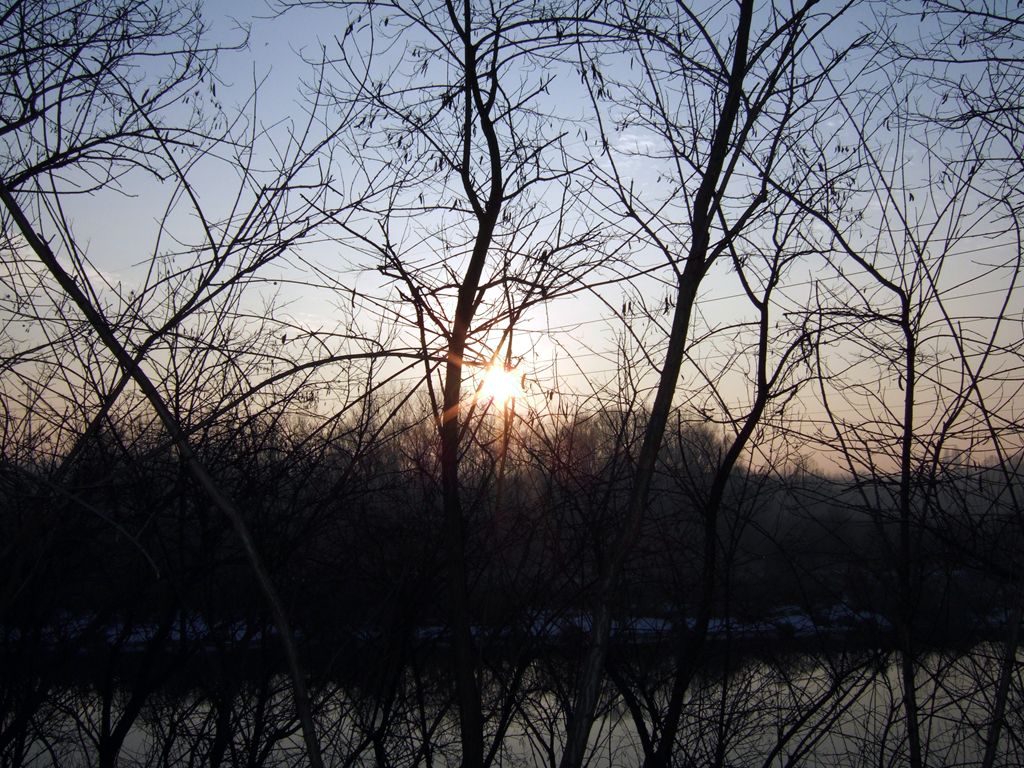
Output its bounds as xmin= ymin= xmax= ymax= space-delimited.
xmin=22 ymin=0 xmax=1021 ymax=472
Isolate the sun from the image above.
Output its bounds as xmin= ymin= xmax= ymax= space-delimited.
xmin=478 ymin=365 xmax=524 ymax=407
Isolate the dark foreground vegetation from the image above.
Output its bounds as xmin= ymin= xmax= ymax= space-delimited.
xmin=2 ymin=405 xmax=1022 ymax=766
xmin=2 ymin=0 xmax=1023 ymax=766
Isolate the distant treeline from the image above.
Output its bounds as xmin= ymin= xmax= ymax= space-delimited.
xmin=2 ymin=401 xmax=1018 ymax=661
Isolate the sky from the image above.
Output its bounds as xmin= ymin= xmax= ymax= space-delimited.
xmin=9 ymin=0 xmax=1022 ymax=474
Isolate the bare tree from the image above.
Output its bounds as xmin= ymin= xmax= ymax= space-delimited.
xmin=556 ymin=2 xmax=868 ymax=764
xmin=4 ymin=2 xmax=1024 ymax=767
xmin=0 ymin=3 xmax=396 ymax=765
xmin=780 ymin=20 xmax=1024 ymax=763
xmin=276 ymin=2 xmax=627 ymax=765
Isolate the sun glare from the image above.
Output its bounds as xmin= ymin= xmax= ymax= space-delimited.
xmin=478 ymin=365 xmax=524 ymax=406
